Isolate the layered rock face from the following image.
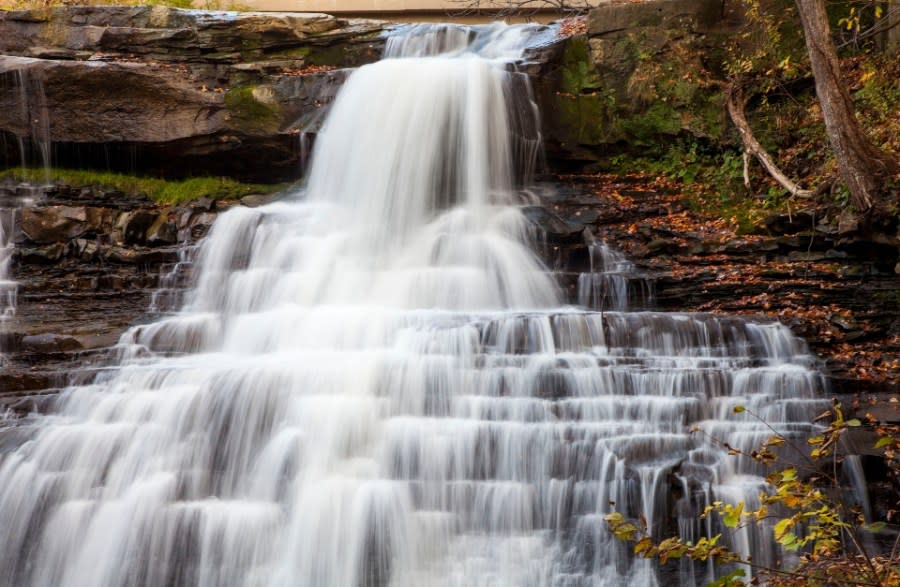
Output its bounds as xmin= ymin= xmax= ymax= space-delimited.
xmin=0 ymin=1 xmax=737 ymax=176
xmin=0 ymin=180 xmax=275 ymax=406
xmin=0 ymin=6 xmax=383 ymax=181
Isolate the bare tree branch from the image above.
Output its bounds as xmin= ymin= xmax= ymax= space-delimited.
xmin=726 ymin=82 xmax=814 ymax=198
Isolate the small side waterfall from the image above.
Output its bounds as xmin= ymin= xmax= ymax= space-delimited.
xmin=577 ymin=237 xmax=655 ymax=311
xmin=2 ymin=63 xmax=52 ymax=178
xmin=0 ymin=23 xmax=829 ymax=587
xmin=1 ymin=63 xmax=52 ymax=367
xmin=0 ymin=193 xmax=25 ymax=367
xmin=0 ymin=212 xmax=16 ymax=367
xmin=0 ymin=205 xmax=16 ymax=322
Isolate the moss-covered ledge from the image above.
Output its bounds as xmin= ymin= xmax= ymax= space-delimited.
xmin=536 ymin=0 xmax=735 ymax=167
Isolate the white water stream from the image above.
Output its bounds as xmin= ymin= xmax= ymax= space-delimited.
xmin=0 ymin=24 xmax=827 ymax=586
xmin=0 ymin=206 xmax=16 ymax=322
xmin=1 ymin=63 xmax=52 ymax=365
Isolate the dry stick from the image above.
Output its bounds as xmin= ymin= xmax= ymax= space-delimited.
xmin=726 ymin=84 xmax=814 ymax=199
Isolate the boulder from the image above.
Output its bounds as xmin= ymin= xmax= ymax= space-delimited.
xmin=19 ymin=205 xmax=91 ymax=243
xmin=146 ymin=215 xmax=178 ymax=245
xmin=0 ymin=56 xmax=224 ymax=144
xmin=113 ymin=210 xmax=158 ymax=246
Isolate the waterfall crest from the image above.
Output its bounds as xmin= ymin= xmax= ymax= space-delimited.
xmin=0 ymin=23 xmax=827 ymax=587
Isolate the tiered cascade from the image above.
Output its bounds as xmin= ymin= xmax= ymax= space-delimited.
xmin=0 ymin=23 xmax=826 ymax=587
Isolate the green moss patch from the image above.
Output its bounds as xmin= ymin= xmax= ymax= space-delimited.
xmin=224 ymin=86 xmax=280 ymax=133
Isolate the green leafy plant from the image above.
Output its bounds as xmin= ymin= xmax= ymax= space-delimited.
xmin=605 ymin=399 xmax=900 ymax=587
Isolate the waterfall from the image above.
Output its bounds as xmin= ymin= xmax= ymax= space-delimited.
xmin=0 ymin=210 xmax=16 ymax=367
xmin=0 ymin=23 xmax=828 ymax=587
xmin=0 ymin=193 xmax=23 ymax=367
xmin=0 ymin=62 xmax=53 ymax=364
xmin=2 ymin=63 xmax=52 ymax=180
xmin=577 ymin=237 xmax=655 ymax=311
xmin=0 ymin=206 xmax=16 ymax=322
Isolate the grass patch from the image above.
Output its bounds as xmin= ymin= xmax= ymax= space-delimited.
xmin=0 ymin=167 xmax=286 ymax=205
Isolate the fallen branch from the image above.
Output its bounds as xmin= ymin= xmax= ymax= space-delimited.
xmin=726 ymin=83 xmax=814 ymax=198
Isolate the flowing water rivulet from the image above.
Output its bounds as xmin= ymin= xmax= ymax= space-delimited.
xmin=0 ymin=195 xmax=22 ymax=368
xmin=0 ymin=24 xmax=829 ymax=587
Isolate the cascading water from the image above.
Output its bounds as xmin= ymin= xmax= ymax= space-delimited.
xmin=0 ymin=202 xmax=18 ymax=366
xmin=577 ymin=236 xmax=655 ymax=311
xmin=0 ymin=23 xmax=829 ymax=587
xmin=0 ymin=63 xmax=52 ymax=365
xmin=2 ymin=63 xmax=53 ymax=179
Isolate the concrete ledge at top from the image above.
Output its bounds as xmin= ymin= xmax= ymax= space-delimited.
xmin=588 ymin=0 xmax=724 ymax=36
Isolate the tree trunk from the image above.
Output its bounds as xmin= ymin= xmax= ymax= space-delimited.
xmin=794 ymin=0 xmax=898 ymax=215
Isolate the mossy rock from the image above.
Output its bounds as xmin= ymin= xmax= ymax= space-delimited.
xmin=618 ymin=102 xmax=683 ymax=144
xmin=224 ymin=85 xmax=281 ymax=134
xmin=548 ymin=24 xmax=729 ymax=154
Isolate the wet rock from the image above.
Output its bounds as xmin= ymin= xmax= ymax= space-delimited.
xmin=103 ymin=245 xmax=180 ymax=264
xmin=19 ymin=206 xmax=90 ymax=243
xmin=787 ymin=251 xmax=828 ymax=261
xmin=240 ymin=194 xmax=274 ymax=208
xmin=69 ymin=238 xmax=100 ymax=260
xmin=188 ymin=211 xmax=218 ymax=241
xmin=189 ymin=197 xmax=216 ymax=212
xmin=522 ymin=206 xmax=585 ymax=244
xmin=764 ymin=212 xmax=816 ymax=235
xmin=113 ymin=210 xmax=158 ymax=246
xmin=15 ymin=243 xmax=65 ymax=263
xmin=0 ymin=56 xmax=225 ymax=143
xmin=647 ymin=238 xmax=679 ymax=254
xmin=831 ymin=315 xmax=860 ymax=331
xmin=558 ymin=207 xmax=600 ymax=226
xmin=21 ymin=333 xmax=83 ymax=353
xmin=145 ymin=216 xmax=178 ymax=245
